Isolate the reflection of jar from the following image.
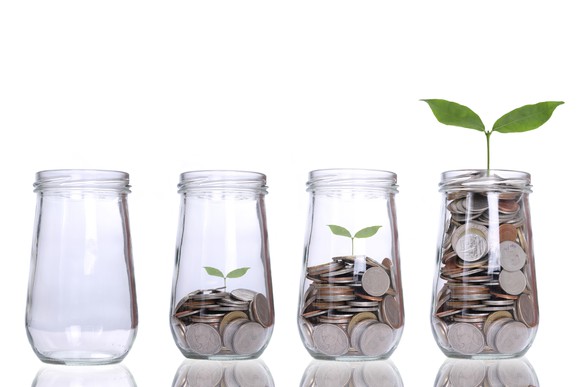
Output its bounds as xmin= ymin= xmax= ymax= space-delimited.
xmin=170 ymin=171 xmax=274 ymax=360
xmin=435 ymin=357 xmax=539 ymax=386
xmin=26 ymin=169 xmax=138 ymax=365
xmin=298 ymin=169 xmax=404 ymax=360
xmin=32 ymin=365 xmax=137 ymax=387
xmin=172 ymin=359 xmax=275 ymax=387
xmin=431 ymin=170 xmax=539 ymax=359
xmin=301 ymin=359 xmax=403 ymax=387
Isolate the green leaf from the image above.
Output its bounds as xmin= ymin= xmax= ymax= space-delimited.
xmin=354 ymin=225 xmax=382 ymax=238
xmin=204 ymin=266 xmax=225 ymax=278
xmin=421 ymin=99 xmax=485 ymax=132
xmin=492 ymin=101 xmax=564 ymax=133
xmin=327 ymin=225 xmax=352 ymax=238
xmin=226 ymin=267 xmax=251 ymax=278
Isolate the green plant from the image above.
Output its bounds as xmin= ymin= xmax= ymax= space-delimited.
xmin=327 ymin=225 xmax=382 ymax=255
xmin=421 ymin=99 xmax=564 ymax=172
xmin=203 ymin=266 xmax=250 ymax=289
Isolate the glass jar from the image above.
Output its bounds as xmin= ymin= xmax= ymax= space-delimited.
xmin=26 ymin=169 xmax=138 ymax=365
xmin=170 ymin=170 xmax=274 ymax=360
xmin=298 ymin=169 xmax=404 ymax=360
xmin=431 ymin=170 xmax=539 ymax=359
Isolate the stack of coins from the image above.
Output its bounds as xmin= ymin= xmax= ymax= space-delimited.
xmin=433 ymin=193 xmax=538 ymax=356
xmin=435 ymin=358 xmax=538 ymax=387
xmin=172 ymin=288 xmax=272 ymax=356
xmin=300 ymin=255 xmax=402 ymax=358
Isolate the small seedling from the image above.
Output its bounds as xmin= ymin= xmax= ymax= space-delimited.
xmin=327 ymin=225 xmax=382 ymax=255
xmin=421 ymin=99 xmax=564 ymax=173
xmin=204 ymin=266 xmax=250 ymax=290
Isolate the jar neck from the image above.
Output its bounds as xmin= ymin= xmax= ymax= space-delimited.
xmin=178 ymin=170 xmax=268 ymax=197
xmin=439 ymin=169 xmax=532 ymax=193
xmin=33 ymin=169 xmax=131 ymax=193
xmin=306 ymin=168 xmax=398 ymax=194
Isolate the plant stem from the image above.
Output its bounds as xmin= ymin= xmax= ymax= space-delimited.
xmin=485 ymin=131 xmax=492 ymax=174
xmin=351 ymin=238 xmax=354 ymax=255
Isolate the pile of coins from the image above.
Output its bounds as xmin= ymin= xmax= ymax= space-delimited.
xmin=173 ymin=360 xmax=274 ymax=387
xmin=172 ymin=288 xmax=273 ymax=357
xmin=301 ymin=360 xmax=403 ymax=387
xmin=300 ymin=255 xmax=402 ymax=358
xmin=435 ymin=358 xmax=538 ymax=387
xmin=433 ymin=192 xmax=538 ymax=356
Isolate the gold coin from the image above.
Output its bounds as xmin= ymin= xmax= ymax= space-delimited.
xmin=219 ymin=311 xmax=249 ymax=336
xmin=483 ymin=310 xmax=513 ymax=335
xmin=347 ymin=312 xmax=377 ymax=335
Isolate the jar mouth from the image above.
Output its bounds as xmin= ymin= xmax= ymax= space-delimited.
xmin=439 ymin=169 xmax=532 ymax=193
xmin=178 ymin=170 xmax=267 ymax=194
xmin=34 ymin=169 xmax=131 ymax=193
xmin=306 ymin=168 xmax=398 ymax=193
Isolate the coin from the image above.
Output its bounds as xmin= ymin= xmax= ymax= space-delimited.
xmin=219 ymin=311 xmax=248 ymax=336
xmin=251 ymin=292 xmax=273 ymax=328
xmin=447 ymin=323 xmax=485 ymax=355
xmin=494 ymin=320 xmax=529 ymax=354
xmin=185 ymin=323 xmax=222 ymax=356
xmin=516 ymin=293 xmax=538 ymax=328
xmin=312 ymin=323 xmax=349 ymax=356
xmin=231 ymin=289 xmax=258 ymax=303
xmin=223 ymin=318 xmax=249 ymax=351
xmin=483 ymin=310 xmax=513 ymax=335
xmin=499 ymin=270 xmax=527 ymax=295
xmin=347 ymin=312 xmax=377 ymax=335
xmin=499 ymin=223 xmax=518 ymax=242
xmin=499 ymin=241 xmax=527 ymax=271
xmin=359 ymin=322 xmax=394 ymax=356
xmin=362 ymin=267 xmax=390 ymax=297
xmin=451 ymin=224 xmax=489 ymax=262
xmin=380 ymin=295 xmax=403 ymax=329
xmin=232 ymin=321 xmax=268 ymax=355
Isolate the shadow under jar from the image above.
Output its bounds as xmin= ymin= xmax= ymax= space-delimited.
xmin=26 ymin=169 xmax=138 ymax=365
xmin=298 ymin=169 xmax=404 ymax=361
xmin=431 ymin=170 xmax=539 ymax=359
xmin=170 ymin=171 xmax=274 ymax=360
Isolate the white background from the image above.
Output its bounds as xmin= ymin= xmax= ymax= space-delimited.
xmin=0 ymin=1 xmax=577 ymax=385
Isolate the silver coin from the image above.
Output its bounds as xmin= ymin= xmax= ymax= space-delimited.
xmin=362 ymin=267 xmax=390 ymax=297
xmin=185 ymin=323 xmax=222 ymax=356
xmin=451 ymin=224 xmax=489 ymax=262
xmin=186 ymin=361 xmax=223 ymax=387
xmin=312 ymin=324 xmax=349 ymax=356
xmin=359 ymin=322 xmax=394 ymax=357
xmin=499 ymin=241 xmax=527 ymax=271
xmin=495 ymin=321 xmax=529 ymax=354
xmin=231 ymin=288 xmax=258 ymax=302
xmin=380 ymin=295 xmax=403 ymax=329
xmin=447 ymin=323 xmax=485 ymax=355
xmin=232 ymin=321 xmax=268 ymax=355
xmin=223 ymin=318 xmax=249 ymax=350
xmin=516 ymin=293 xmax=538 ymax=327
xmin=433 ymin=320 xmax=450 ymax=350
xmin=351 ymin=319 xmax=378 ymax=351
xmin=485 ymin=317 xmax=512 ymax=351
xmin=499 ymin=270 xmax=527 ymax=295
xmin=251 ymin=293 xmax=273 ymax=328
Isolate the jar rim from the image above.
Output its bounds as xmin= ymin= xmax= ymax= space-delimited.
xmin=34 ymin=169 xmax=130 ymax=192
xmin=307 ymin=168 xmax=398 ymax=192
xmin=178 ymin=170 xmax=267 ymax=193
xmin=439 ymin=169 xmax=532 ymax=193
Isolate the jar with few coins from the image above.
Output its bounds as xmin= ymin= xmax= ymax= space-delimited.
xmin=170 ymin=170 xmax=275 ymax=360
xmin=298 ymin=169 xmax=404 ymax=360
xmin=431 ymin=170 xmax=539 ymax=359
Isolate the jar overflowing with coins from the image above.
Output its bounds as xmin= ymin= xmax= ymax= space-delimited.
xmin=170 ymin=171 xmax=275 ymax=360
xmin=298 ymin=169 xmax=404 ymax=360
xmin=431 ymin=170 xmax=539 ymax=359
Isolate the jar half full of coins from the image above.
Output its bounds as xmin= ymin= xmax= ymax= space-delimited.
xmin=170 ymin=171 xmax=275 ymax=360
xmin=431 ymin=170 xmax=539 ymax=359
xmin=298 ymin=169 xmax=404 ymax=360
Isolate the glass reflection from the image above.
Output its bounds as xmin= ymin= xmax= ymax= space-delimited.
xmin=32 ymin=364 xmax=137 ymax=387
xmin=173 ymin=359 xmax=274 ymax=386
xmin=434 ymin=357 xmax=539 ymax=386
xmin=301 ymin=359 xmax=403 ymax=387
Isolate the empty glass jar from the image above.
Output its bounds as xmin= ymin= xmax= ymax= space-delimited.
xmin=26 ymin=169 xmax=138 ymax=365
xmin=431 ymin=170 xmax=539 ymax=358
xmin=170 ymin=170 xmax=275 ymax=360
xmin=298 ymin=169 xmax=404 ymax=360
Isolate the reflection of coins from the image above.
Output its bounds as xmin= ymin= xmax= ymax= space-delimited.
xmin=358 ymin=361 xmax=402 ymax=387
xmin=499 ymin=270 xmax=527 ymax=295
xmin=359 ymin=323 xmax=394 ymax=356
xmin=449 ymin=360 xmax=486 ymax=387
xmin=233 ymin=361 xmax=270 ymax=387
xmin=312 ymin=324 xmax=349 ymax=356
xmin=185 ymin=324 xmax=222 ymax=356
xmin=500 ymin=241 xmax=527 ymax=271
xmin=497 ymin=359 xmax=535 ymax=386
xmin=185 ymin=361 xmax=223 ymax=386
xmin=362 ymin=267 xmax=390 ymax=297
xmin=233 ymin=321 xmax=268 ymax=356
xmin=447 ymin=323 xmax=485 ymax=355
xmin=313 ymin=362 xmax=351 ymax=387
xmin=451 ymin=224 xmax=489 ymax=262
xmin=495 ymin=321 xmax=529 ymax=354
